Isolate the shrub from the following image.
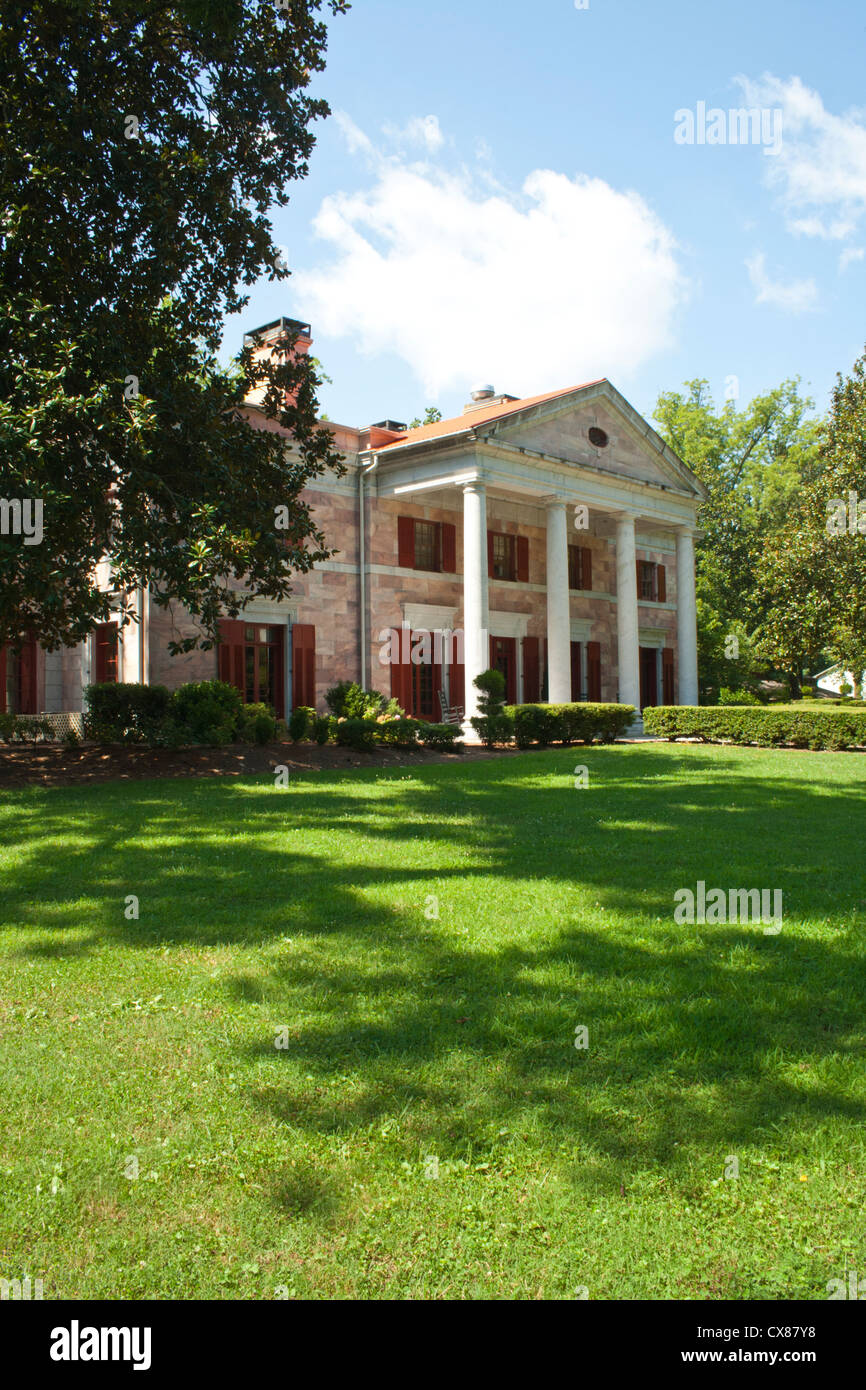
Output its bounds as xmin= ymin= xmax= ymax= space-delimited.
xmin=313 ymin=715 xmax=333 ymax=745
xmin=169 ymin=680 xmax=242 ymax=745
xmin=288 ymin=705 xmax=314 ymax=742
xmin=505 ymin=702 xmax=635 ymax=747
xmin=84 ymin=682 xmax=171 ymax=743
xmin=416 ymin=722 xmax=464 ymax=752
xmin=642 ymin=705 xmax=866 ymax=751
xmin=718 ymin=687 xmax=761 ymax=706
xmin=470 ymin=668 xmax=512 ymax=747
xmin=237 ymin=702 xmax=278 ymax=745
xmin=335 ymin=717 xmax=378 ymax=752
xmin=376 ymin=718 xmax=419 ymax=748
xmin=0 ymin=712 xmax=56 ymax=743
xmin=508 ymin=703 xmax=560 ymax=748
xmin=325 ymin=681 xmax=385 ymax=720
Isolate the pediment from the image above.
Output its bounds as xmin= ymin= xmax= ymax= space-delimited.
xmin=490 ymin=385 xmax=703 ymax=498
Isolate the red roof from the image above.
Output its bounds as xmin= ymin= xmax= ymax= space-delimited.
xmin=376 ymin=381 xmax=606 ymax=449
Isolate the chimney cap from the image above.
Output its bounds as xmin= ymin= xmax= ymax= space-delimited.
xmin=371 ymin=419 xmax=408 ymax=433
xmin=245 ymin=316 xmax=312 ymax=344
xmin=470 ymin=383 xmax=495 ymax=401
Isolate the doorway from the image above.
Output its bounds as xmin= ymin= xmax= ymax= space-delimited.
xmin=489 ymin=635 xmax=518 ymax=705
xmin=639 ymin=646 xmax=659 ymax=710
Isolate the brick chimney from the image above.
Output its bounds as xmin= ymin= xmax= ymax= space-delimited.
xmin=243 ymin=316 xmax=313 ymax=408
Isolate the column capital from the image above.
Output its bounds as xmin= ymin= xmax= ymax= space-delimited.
xmin=461 ymin=478 xmax=487 ymax=496
xmin=613 ymin=509 xmax=639 ymax=530
xmin=541 ymin=492 xmax=569 ymax=510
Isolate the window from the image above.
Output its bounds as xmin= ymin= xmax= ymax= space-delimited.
xmin=639 ymin=562 xmax=657 ymax=601
xmin=638 ymin=562 xmax=666 ymax=602
xmin=492 ymin=532 xmax=516 ymax=581
xmin=588 ymin=426 xmax=609 ymax=449
xmin=397 ymin=517 xmax=456 ymax=573
xmin=568 ymin=545 xmax=593 ymax=591
xmin=414 ymin=520 xmax=440 ymax=572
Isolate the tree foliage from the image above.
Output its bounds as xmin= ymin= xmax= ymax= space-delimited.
xmin=757 ymin=350 xmax=866 ymax=694
xmin=0 ymin=0 xmax=348 ymax=652
xmin=653 ymin=378 xmax=824 ymax=694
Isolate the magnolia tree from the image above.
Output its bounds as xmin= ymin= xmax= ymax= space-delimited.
xmin=0 ymin=0 xmax=348 ymax=654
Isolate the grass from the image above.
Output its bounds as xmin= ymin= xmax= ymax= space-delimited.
xmin=0 ymin=742 xmax=865 ymax=1301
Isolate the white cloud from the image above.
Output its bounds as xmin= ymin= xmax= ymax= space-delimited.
xmin=746 ymin=252 xmax=818 ymax=312
xmin=295 ymin=120 xmax=687 ymax=397
xmin=839 ymin=247 xmax=865 ymax=273
xmin=381 ymin=115 xmax=445 ymax=153
xmin=736 ymin=74 xmax=866 ymax=240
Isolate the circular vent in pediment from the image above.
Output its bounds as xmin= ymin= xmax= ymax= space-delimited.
xmin=588 ymin=426 xmax=609 ymax=449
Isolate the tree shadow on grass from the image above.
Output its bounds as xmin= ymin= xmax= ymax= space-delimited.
xmin=1 ymin=746 xmax=865 ymax=1188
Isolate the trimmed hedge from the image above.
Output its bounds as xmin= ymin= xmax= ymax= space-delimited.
xmin=643 ymin=705 xmax=866 ymax=751
xmin=332 ymin=717 xmax=464 ymax=753
xmin=505 ymin=702 xmax=636 ymax=748
xmin=417 ymin=722 xmax=463 ymax=752
xmin=84 ymin=682 xmax=171 ymax=743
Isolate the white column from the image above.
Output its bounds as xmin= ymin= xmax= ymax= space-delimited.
xmin=616 ymin=512 xmax=640 ymax=710
xmin=462 ymin=481 xmax=489 ymax=723
xmin=676 ymin=527 xmax=699 ymax=705
xmin=546 ymin=499 xmax=571 ymax=704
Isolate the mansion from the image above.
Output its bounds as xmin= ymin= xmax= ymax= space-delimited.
xmin=3 ymin=317 xmax=705 ymax=728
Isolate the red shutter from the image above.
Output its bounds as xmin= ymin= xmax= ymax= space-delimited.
xmin=19 ymin=638 xmax=39 ymax=712
xmin=542 ymin=638 xmax=548 ymax=702
xmin=657 ymin=564 xmax=666 ymax=602
xmin=570 ymin=641 xmax=582 ymax=701
xmin=397 ymin=516 xmax=415 ymax=569
xmin=581 ymin=546 xmax=592 ymax=592
xmin=637 ymin=564 xmax=642 ymax=600
xmin=516 ymin=535 xmax=529 ymax=584
xmin=0 ymin=647 xmax=6 ymax=713
xmin=522 ymin=636 xmax=540 ymax=703
xmin=487 ymin=531 xmax=495 ymax=578
xmin=587 ymin=640 xmax=601 ymax=702
xmin=662 ymin=646 xmax=675 ymax=704
xmin=291 ymin=622 xmax=316 ymax=709
xmin=391 ymin=626 xmax=412 ymax=712
xmin=218 ymin=619 xmax=247 ymax=700
xmin=450 ymin=653 xmax=465 ymax=712
xmin=441 ymin=522 xmax=456 ymax=573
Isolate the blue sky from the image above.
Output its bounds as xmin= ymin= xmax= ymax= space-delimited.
xmin=223 ymin=0 xmax=866 ymax=429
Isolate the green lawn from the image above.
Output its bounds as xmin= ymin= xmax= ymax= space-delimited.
xmin=1 ymin=743 xmax=865 ymax=1300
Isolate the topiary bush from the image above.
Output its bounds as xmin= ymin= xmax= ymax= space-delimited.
xmin=84 ymin=682 xmax=171 ymax=743
xmin=169 ymin=680 xmax=242 ymax=745
xmin=643 ymin=705 xmax=866 ymax=751
xmin=470 ymin=669 xmax=513 ymax=747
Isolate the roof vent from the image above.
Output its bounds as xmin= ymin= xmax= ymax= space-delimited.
xmin=470 ymin=383 xmax=495 ymax=402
